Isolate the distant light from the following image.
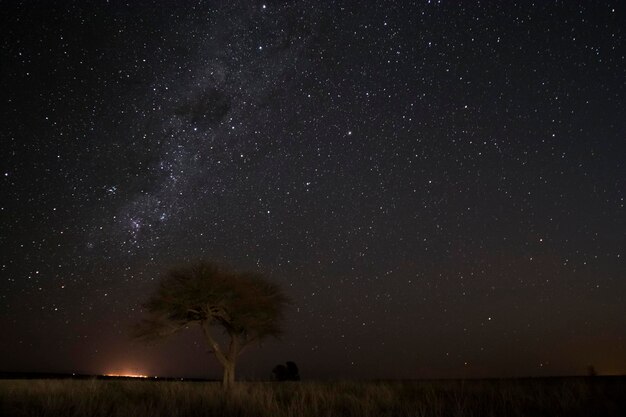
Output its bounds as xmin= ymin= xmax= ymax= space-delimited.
xmin=104 ymin=373 xmax=150 ymax=378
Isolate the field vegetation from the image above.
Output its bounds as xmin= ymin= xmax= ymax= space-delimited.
xmin=1 ymin=377 xmax=624 ymax=417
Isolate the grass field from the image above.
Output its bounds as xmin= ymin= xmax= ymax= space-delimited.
xmin=1 ymin=377 xmax=624 ymax=417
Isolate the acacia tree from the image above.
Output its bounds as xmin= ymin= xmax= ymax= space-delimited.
xmin=134 ymin=261 xmax=289 ymax=389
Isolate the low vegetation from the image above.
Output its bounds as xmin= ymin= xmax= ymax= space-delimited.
xmin=1 ymin=377 xmax=624 ymax=417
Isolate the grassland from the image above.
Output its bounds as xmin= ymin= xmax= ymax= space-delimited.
xmin=1 ymin=377 xmax=624 ymax=417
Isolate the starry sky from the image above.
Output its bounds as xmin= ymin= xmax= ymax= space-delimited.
xmin=1 ymin=1 xmax=624 ymax=380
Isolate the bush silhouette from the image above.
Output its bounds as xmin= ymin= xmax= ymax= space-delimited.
xmin=272 ymin=361 xmax=300 ymax=381
xmin=272 ymin=364 xmax=288 ymax=381
xmin=286 ymin=361 xmax=300 ymax=381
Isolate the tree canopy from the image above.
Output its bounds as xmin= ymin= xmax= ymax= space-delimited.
xmin=134 ymin=261 xmax=290 ymax=388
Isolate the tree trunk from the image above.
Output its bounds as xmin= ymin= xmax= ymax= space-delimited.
xmin=222 ymin=360 xmax=236 ymax=389
xmin=201 ymin=323 xmax=240 ymax=390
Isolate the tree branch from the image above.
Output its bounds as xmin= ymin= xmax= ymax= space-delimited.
xmin=201 ymin=321 xmax=227 ymax=364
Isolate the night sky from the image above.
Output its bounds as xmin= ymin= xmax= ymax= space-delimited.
xmin=1 ymin=1 xmax=624 ymax=380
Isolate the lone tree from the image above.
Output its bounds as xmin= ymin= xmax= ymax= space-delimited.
xmin=133 ymin=261 xmax=289 ymax=389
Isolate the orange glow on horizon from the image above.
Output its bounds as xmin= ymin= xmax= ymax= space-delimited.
xmin=103 ymin=372 xmax=153 ymax=378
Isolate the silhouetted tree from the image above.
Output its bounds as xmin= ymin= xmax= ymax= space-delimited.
xmin=133 ymin=261 xmax=289 ymax=389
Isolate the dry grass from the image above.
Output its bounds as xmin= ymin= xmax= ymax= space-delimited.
xmin=1 ymin=377 xmax=624 ymax=417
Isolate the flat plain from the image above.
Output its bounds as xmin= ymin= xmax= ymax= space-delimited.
xmin=1 ymin=377 xmax=624 ymax=417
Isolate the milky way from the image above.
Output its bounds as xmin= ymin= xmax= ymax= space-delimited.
xmin=1 ymin=1 xmax=624 ymax=379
